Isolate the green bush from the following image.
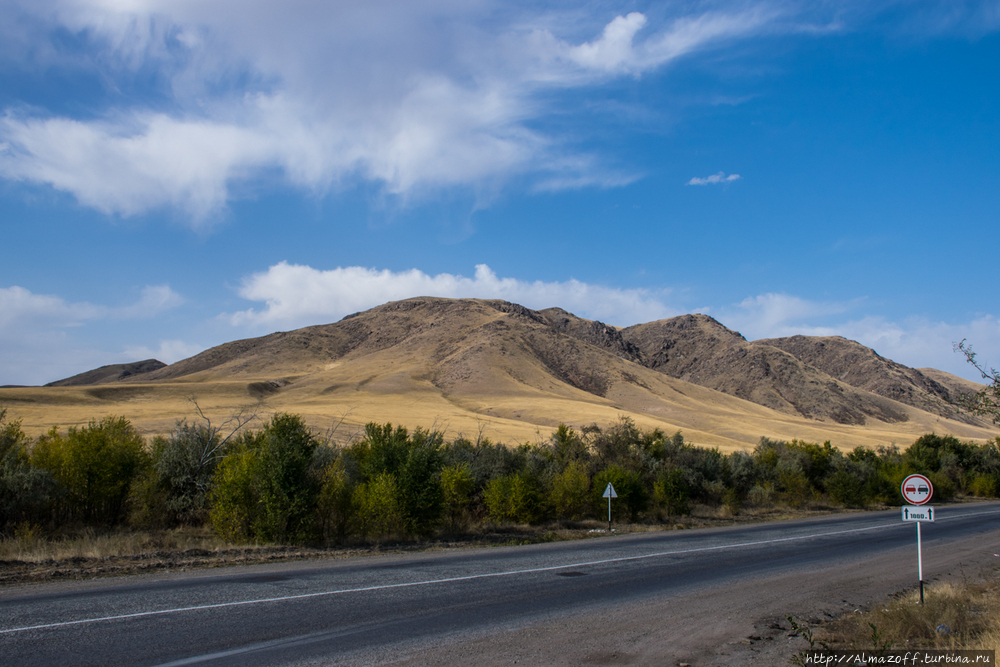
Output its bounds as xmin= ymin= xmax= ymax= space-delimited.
xmin=31 ymin=416 xmax=149 ymax=526
xmin=208 ymin=444 xmax=260 ymax=543
xmin=0 ymin=410 xmax=54 ymax=533
xmin=826 ymin=468 xmax=867 ymax=508
xmin=778 ymin=466 xmax=811 ymax=509
xmin=927 ymin=471 xmax=955 ymax=502
xmin=254 ymin=413 xmax=321 ymax=543
xmin=440 ymin=463 xmax=474 ymax=530
xmin=484 ymin=472 xmax=543 ymax=524
xmin=746 ymin=483 xmax=775 ymax=508
xmin=352 ymin=472 xmax=403 ymax=539
xmin=152 ymin=421 xmax=226 ymax=525
xmin=397 ymin=429 xmax=444 ymax=537
xmin=593 ymin=466 xmax=647 ymax=522
xmin=550 ymin=461 xmax=591 ymax=520
xmin=968 ymin=474 xmax=998 ymax=498
xmin=652 ymin=467 xmax=690 ymax=518
xmin=207 ymin=414 xmax=321 ymax=544
xmin=317 ymin=458 xmax=354 ymax=542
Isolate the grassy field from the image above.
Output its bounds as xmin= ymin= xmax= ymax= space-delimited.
xmin=2 ymin=375 xmax=995 ymax=453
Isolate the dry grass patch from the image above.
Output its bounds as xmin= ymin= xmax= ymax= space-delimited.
xmin=818 ymin=575 xmax=1000 ymax=650
xmin=0 ymin=525 xmax=230 ymax=563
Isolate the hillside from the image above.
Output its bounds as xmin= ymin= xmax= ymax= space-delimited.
xmin=759 ymin=335 xmax=977 ymax=424
xmin=1 ymin=298 xmax=993 ymax=450
xmin=45 ymin=359 xmax=167 ymax=387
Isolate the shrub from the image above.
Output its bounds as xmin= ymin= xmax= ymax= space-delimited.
xmin=826 ymin=468 xmax=867 ymax=508
xmin=0 ymin=410 xmax=54 ymax=533
xmin=440 ymin=463 xmax=474 ymax=530
xmin=778 ymin=466 xmax=811 ymax=509
xmin=396 ymin=429 xmax=444 ymax=537
xmin=254 ymin=413 xmax=321 ymax=543
xmin=652 ymin=467 xmax=690 ymax=518
xmin=747 ymin=483 xmax=775 ymax=508
xmin=31 ymin=416 xmax=149 ymax=526
xmin=152 ymin=422 xmax=226 ymax=525
xmin=484 ymin=472 xmax=543 ymax=524
xmin=317 ymin=458 xmax=354 ymax=542
xmin=968 ymin=474 xmax=998 ymax=498
xmin=550 ymin=461 xmax=591 ymax=520
xmin=926 ymin=471 xmax=955 ymax=502
xmin=208 ymin=443 xmax=260 ymax=543
xmin=352 ymin=473 xmax=403 ymax=539
xmin=593 ymin=466 xmax=647 ymax=522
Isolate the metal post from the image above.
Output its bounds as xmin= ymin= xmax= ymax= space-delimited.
xmin=917 ymin=521 xmax=924 ymax=604
xmin=607 ymin=496 xmax=612 ymax=533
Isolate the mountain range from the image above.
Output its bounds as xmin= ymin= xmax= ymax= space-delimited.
xmin=3 ymin=298 xmax=992 ymax=451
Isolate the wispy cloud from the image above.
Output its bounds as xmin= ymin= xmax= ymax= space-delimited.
xmin=122 ymin=340 xmax=204 ymax=365
xmin=0 ymin=2 xmax=783 ymax=222
xmin=227 ymin=262 xmax=679 ymax=330
xmin=0 ymin=283 xmax=185 ymax=385
xmin=687 ymin=171 xmax=741 ymax=186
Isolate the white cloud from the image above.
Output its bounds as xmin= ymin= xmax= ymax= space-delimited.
xmin=687 ymin=171 xmax=741 ymax=185
xmin=728 ymin=293 xmax=853 ymax=338
xmin=0 ymin=285 xmax=100 ymax=332
xmin=113 ymin=285 xmax=185 ymax=319
xmin=0 ymin=2 xmax=781 ymax=221
xmin=0 ymin=283 xmax=183 ymax=330
xmin=565 ymin=12 xmax=649 ymax=73
xmin=228 ymin=262 xmax=679 ymax=330
xmin=0 ymin=283 xmax=185 ymax=385
xmin=122 ymin=339 xmax=203 ymax=364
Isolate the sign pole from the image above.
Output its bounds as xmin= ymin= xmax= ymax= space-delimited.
xmin=602 ymin=483 xmax=617 ymax=533
xmin=900 ymin=473 xmax=933 ymax=606
xmin=917 ymin=522 xmax=924 ymax=604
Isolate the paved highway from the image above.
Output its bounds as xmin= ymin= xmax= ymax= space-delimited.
xmin=3 ymin=504 xmax=1000 ymax=666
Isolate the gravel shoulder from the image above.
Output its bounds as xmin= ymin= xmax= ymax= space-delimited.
xmin=376 ymin=530 xmax=1000 ymax=667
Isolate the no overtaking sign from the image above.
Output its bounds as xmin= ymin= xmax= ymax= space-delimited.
xmin=900 ymin=473 xmax=935 ymax=605
xmin=901 ymin=473 xmax=933 ymax=505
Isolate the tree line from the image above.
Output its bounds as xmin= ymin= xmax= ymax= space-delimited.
xmin=2 ymin=407 xmax=999 ymax=544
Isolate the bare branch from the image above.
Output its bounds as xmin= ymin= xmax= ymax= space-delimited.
xmin=322 ymin=406 xmax=357 ymax=448
xmin=954 ymin=340 xmax=1000 ymax=425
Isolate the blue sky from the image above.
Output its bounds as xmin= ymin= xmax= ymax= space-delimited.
xmin=1 ymin=0 xmax=998 ymax=386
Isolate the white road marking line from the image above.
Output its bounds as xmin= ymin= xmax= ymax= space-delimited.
xmin=3 ymin=508 xmax=999 ymax=635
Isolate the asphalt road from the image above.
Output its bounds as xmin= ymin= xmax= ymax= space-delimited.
xmin=3 ymin=504 xmax=1000 ymax=666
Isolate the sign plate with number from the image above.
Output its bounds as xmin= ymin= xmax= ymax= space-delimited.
xmin=901 ymin=506 xmax=934 ymax=522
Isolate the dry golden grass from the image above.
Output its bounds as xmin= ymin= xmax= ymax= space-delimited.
xmin=0 ymin=525 xmax=231 ymax=563
xmin=822 ymin=577 xmax=1000 ymax=650
xmin=2 ymin=372 xmax=995 ymax=453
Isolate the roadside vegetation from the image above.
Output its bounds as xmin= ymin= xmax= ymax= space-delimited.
xmin=3 ymin=405 xmax=999 ymax=558
xmin=787 ymin=571 xmax=1000 ymax=657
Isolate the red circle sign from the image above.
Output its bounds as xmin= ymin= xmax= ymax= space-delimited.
xmin=901 ymin=474 xmax=933 ymax=505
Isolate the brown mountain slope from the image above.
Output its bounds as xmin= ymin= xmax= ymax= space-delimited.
xmin=45 ymin=359 xmax=166 ymax=387
xmin=759 ymin=335 xmax=981 ymax=424
xmin=5 ymin=297 xmax=995 ymax=450
xmin=918 ymin=367 xmax=987 ymax=399
xmin=616 ymin=315 xmax=908 ymax=425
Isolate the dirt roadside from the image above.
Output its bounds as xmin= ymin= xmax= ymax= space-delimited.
xmin=374 ymin=531 xmax=1000 ymax=667
xmin=0 ymin=509 xmax=836 ymax=588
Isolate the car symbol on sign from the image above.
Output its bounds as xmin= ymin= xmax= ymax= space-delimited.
xmin=918 ymin=485 xmax=929 ymax=494
xmin=905 ymin=485 xmax=916 ymax=493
